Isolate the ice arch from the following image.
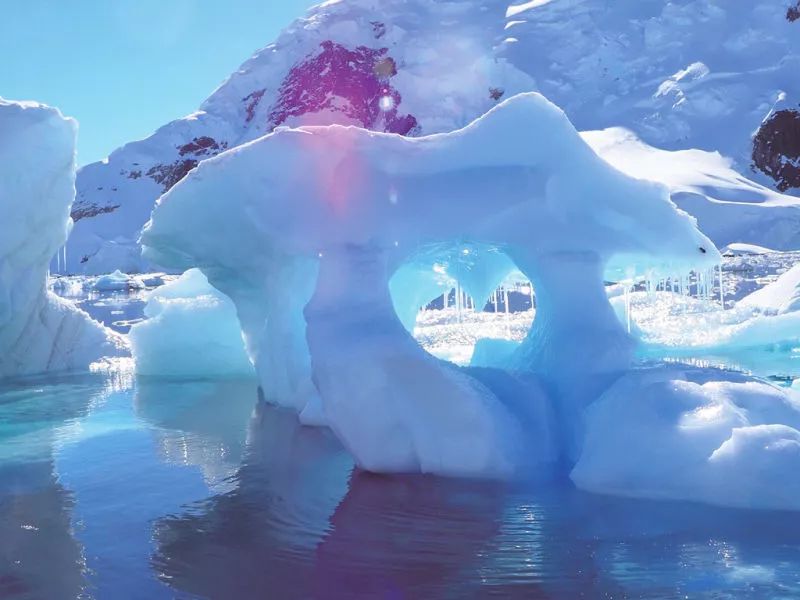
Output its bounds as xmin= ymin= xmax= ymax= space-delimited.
xmin=141 ymin=93 xmax=719 ymax=477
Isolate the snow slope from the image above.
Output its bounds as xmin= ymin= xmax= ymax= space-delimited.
xmin=0 ymin=99 xmax=123 ymax=378
xmin=573 ymin=365 xmax=800 ymax=511
xmin=66 ymin=0 xmax=800 ymax=274
xmin=140 ymin=92 xmax=717 ymax=477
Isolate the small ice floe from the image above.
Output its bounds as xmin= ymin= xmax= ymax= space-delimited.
xmin=91 ymin=270 xmax=146 ymax=292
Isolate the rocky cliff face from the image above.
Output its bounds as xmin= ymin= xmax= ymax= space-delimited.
xmin=753 ymin=108 xmax=800 ymax=192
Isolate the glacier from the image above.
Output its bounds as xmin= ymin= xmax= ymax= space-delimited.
xmin=140 ymin=92 xmax=720 ymax=479
xmin=0 ymin=99 xmax=124 ymax=378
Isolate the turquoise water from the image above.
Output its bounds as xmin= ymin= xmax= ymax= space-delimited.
xmin=3 ymin=366 xmax=800 ymax=599
xmin=3 ymin=286 xmax=800 ymax=599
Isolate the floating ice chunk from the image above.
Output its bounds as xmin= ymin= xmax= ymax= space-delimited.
xmin=0 ymin=98 xmax=124 ymax=378
xmin=572 ymin=366 xmax=800 ymax=511
xmin=129 ymin=269 xmax=254 ymax=379
xmin=91 ymin=269 xmax=145 ymax=292
xmin=136 ymin=273 xmax=167 ymax=288
xmin=721 ymin=243 xmax=775 ymax=257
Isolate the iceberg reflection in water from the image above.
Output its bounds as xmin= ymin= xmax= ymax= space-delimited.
xmin=2 ymin=366 xmax=800 ymax=599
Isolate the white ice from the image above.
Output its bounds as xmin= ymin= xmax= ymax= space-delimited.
xmin=141 ymin=92 xmax=717 ymax=479
xmin=129 ymin=269 xmax=254 ymax=380
xmin=92 ymin=269 xmax=145 ymax=292
xmin=572 ymin=365 xmax=800 ymax=511
xmin=0 ymin=98 xmax=124 ymax=378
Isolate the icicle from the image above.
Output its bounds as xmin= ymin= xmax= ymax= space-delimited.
xmin=456 ymin=282 xmax=462 ymax=322
xmin=529 ymin=283 xmax=534 ymax=312
xmin=624 ymin=282 xmax=631 ymax=334
xmin=718 ymin=264 xmax=724 ymax=308
xmin=443 ymin=288 xmax=449 ymax=310
xmin=503 ymin=286 xmax=509 ymax=316
xmin=492 ymin=290 xmax=498 ymax=313
xmin=62 ymin=244 xmax=67 ymax=275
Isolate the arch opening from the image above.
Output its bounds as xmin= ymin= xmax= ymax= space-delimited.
xmin=387 ymin=241 xmax=536 ymax=367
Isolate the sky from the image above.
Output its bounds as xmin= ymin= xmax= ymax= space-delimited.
xmin=0 ymin=0 xmax=314 ymax=165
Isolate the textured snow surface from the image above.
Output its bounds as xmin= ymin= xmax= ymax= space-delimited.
xmin=739 ymin=262 xmax=800 ymax=314
xmin=0 ymin=99 xmax=124 ymax=378
xmin=66 ymin=0 xmax=531 ymax=274
xmin=129 ymin=269 xmax=254 ymax=379
xmin=572 ymin=365 xmax=800 ymax=511
xmin=585 ymin=128 xmax=800 ymax=250
xmin=65 ymin=0 xmax=800 ymax=274
xmin=92 ymin=269 xmax=145 ymax=292
xmin=140 ymin=92 xmax=716 ymax=478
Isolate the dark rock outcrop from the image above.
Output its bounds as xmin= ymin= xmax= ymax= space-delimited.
xmin=788 ymin=1 xmax=800 ymax=22
xmin=267 ymin=41 xmax=418 ymax=136
xmin=752 ymin=109 xmax=800 ymax=191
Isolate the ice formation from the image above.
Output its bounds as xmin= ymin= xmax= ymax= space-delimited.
xmin=91 ymin=269 xmax=145 ymax=292
xmin=129 ymin=269 xmax=254 ymax=379
xmin=66 ymin=0 xmax=800 ymax=275
xmin=572 ymin=365 xmax=800 ymax=511
xmin=607 ymin=260 xmax=800 ymax=361
xmin=0 ymin=99 xmax=123 ymax=378
xmin=141 ymin=92 xmax=718 ymax=477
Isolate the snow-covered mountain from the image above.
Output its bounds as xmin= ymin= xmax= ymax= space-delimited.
xmin=66 ymin=0 xmax=800 ymax=274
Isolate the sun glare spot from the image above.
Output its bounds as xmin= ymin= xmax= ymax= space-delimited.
xmin=379 ymin=95 xmax=395 ymax=112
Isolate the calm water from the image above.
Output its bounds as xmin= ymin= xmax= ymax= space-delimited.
xmin=3 ymin=367 xmax=800 ymax=599
xmin=2 ymin=288 xmax=800 ymax=599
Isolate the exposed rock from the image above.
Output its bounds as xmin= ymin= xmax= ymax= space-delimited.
xmin=752 ymin=109 xmax=800 ymax=191
xmin=178 ymin=136 xmax=220 ymax=157
xmin=267 ymin=41 xmax=418 ymax=136
xmin=788 ymin=1 xmax=800 ymax=21
xmin=242 ymin=89 xmax=266 ymax=123
xmin=71 ymin=203 xmax=120 ymax=222
xmin=147 ymin=159 xmax=199 ymax=192
xmin=371 ymin=20 xmax=387 ymax=39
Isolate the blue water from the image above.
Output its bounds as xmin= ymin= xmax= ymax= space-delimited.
xmin=4 ymin=367 xmax=800 ymax=599
xmin=2 ymin=289 xmax=800 ymax=599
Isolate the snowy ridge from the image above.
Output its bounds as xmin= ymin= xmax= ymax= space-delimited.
xmin=584 ymin=128 xmax=800 ymax=250
xmin=67 ymin=0 xmax=800 ymax=274
xmin=67 ymin=0 xmax=530 ymax=274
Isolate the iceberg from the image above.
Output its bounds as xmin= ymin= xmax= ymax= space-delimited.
xmin=91 ymin=269 xmax=145 ymax=292
xmin=141 ymin=92 xmax=717 ymax=478
xmin=0 ymin=99 xmax=123 ymax=378
xmin=129 ymin=269 xmax=255 ymax=379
